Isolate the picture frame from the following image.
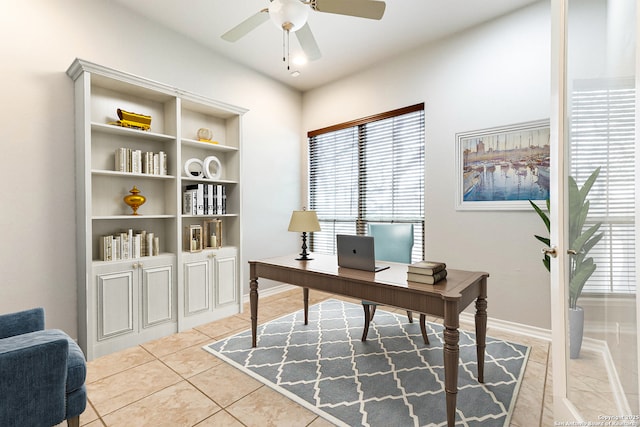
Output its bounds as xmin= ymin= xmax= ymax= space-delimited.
xmin=186 ymin=225 xmax=203 ymax=252
xmin=455 ymin=119 xmax=550 ymax=211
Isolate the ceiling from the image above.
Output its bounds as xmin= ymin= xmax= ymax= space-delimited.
xmin=112 ymin=0 xmax=540 ymax=92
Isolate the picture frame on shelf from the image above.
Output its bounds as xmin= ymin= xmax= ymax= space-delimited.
xmin=455 ymin=119 xmax=550 ymax=211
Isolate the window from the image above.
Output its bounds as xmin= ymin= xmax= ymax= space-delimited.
xmin=569 ymin=78 xmax=636 ymax=294
xmin=308 ymin=104 xmax=425 ymax=262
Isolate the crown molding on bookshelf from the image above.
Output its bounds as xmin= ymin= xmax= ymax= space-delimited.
xmin=67 ymin=58 xmax=249 ymax=117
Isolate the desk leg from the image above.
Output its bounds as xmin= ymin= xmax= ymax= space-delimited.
xmin=303 ymin=287 xmax=309 ymax=325
xmin=250 ymin=263 xmax=258 ymax=348
xmin=475 ymin=277 xmax=488 ymax=383
xmin=443 ymin=299 xmax=459 ymax=427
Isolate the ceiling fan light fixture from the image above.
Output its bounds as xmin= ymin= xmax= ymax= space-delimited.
xmin=268 ymin=0 xmax=309 ymax=32
xmin=292 ymin=55 xmax=308 ymax=65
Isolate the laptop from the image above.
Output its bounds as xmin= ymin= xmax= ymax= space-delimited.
xmin=336 ymin=234 xmax=390 ymax=272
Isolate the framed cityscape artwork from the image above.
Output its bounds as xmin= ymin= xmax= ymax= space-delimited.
xmin=455 ymin=119 xmax=550 ymax=211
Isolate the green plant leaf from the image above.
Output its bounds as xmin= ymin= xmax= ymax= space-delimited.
xmin=582 ymin=230 xmax=604 ymax=255
xmin=571 ymin=222 xmax=602 ymax=253
xmin=529 ymin=200 xmax=550 ymax=231
xmin=569 ymin=259 xmax=596 ymax=309
xmin=568 ymin=176 xmax=581 ymax=214
xmin=579 ymin=167 xmax=601 ymax=202
xmin=534 ymin=235 xmax=550 ymax=245
xmin=530 ymin=199 xmax=551 ymax=272
xmin=529 ymin=167 xmax=602 ymax=305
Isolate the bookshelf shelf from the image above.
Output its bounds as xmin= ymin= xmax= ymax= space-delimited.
xmin=181 ymin=214 xmax=239 ymax=219
xmin=181 ymin=177 xmax=238 ymax=185
xmin=181 ymin=138 xmax=239 ymax=152
xmin=68 ymin=58 xmax=246 ymax=360
xmin=92 ymin=170 xmax=175 ymax=179
xmin=92 ymin=214 xmax=176 ymax=220
xmin=92 ymin=122 xmax=175 ymax=142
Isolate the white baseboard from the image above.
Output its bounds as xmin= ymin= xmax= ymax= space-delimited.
xmin=459 ymin=311 xmax=552 ymax=342
xmin=580 ymin=337 xmax=632 ymax=415
xmin=242 ymin=283 xmax=297 ymax=304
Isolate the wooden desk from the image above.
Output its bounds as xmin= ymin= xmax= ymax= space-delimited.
xmin=249 ymin=253 xmax=488 ymax=427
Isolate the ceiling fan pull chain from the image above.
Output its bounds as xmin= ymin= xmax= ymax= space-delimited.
xmin=287 ymin=29 xmax=291 ymax=70
xmin=282 ymin=29 xmax=286 ymax=64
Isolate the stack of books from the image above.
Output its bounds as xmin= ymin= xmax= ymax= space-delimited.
xmin=183 ymin=184 xmax=226 ymax=216
xmin=407 ymin=260 xmax=447 ymax=284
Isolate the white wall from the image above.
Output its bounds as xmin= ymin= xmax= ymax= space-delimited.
xmin=0 ymin=0 xmax=556 ymax=338
xmin=0 ymin=0 xmax=302 ymax=338
xmin=303 ymin=1 xmax=553 ymax=329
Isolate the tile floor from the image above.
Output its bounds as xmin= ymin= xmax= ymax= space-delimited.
xmin=71 ymin=288 xmax=555 ymax=426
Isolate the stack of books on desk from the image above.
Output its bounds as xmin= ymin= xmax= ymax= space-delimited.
xmin=407 ymin=261 xmax=447 ymax=284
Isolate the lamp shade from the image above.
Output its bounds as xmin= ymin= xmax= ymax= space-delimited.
xmin=269 ymin=0 xmax=309 ymax=32
xmin=288 ymin=210 xmax=321 ymax=232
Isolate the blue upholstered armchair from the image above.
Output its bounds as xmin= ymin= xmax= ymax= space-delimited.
xmin=0 ymin=308 xmax=87 ymax=427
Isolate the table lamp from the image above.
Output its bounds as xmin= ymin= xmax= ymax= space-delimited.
xmin=288 ymin=209 xmax=321 ymax=260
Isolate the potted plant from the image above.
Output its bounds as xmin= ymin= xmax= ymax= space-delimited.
xmin=530 ymin=167 xmax=603 ymax=358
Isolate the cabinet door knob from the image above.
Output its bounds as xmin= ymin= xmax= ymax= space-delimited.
xmin=132 ymin=263 xmax=138 ymax=269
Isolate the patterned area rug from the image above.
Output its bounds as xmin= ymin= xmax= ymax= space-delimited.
xmin=204 ymin=299 xmax=529 ymax=427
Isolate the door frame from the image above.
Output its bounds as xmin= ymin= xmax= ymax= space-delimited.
xmin=636 ymin=0 xmax=640 ymax=414
xmin=551 ymin=0 xmax=640 ymax=418
xmin=550 ymin=0 xmax=578 ymax=419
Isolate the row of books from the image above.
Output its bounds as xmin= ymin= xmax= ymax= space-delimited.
xmin=407 ymin=261 xmax=447 ymax=284
xmin=99 ymin=229 xmax=160 ymax=261
xmin=115 ymin=147 xmax=168 ymax=176
xmin=183 ymin=184 xmax=226 ymax=215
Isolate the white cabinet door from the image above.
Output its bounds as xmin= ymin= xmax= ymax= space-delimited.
xmin=184 ymin=257 xmax=212 ymax=315
xmin=141 ymin=259 xmax=174 ymax=328
xmin=215 ymin=250 xmax=237 ymax=307
xmin=96 ymin=266 xmax=136 ymax=340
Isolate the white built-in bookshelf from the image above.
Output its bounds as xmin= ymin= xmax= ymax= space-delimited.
xmin=67 ymin=59 xmax=246 ymax=360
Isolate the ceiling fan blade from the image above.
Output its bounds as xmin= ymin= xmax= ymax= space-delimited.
xmin=295 ymin=23 xmax=322 ymax=61
xmin=312 ymin=0 xmax=386 ymax=20
xmin=221 ymin=9 xmax=270 ymax=42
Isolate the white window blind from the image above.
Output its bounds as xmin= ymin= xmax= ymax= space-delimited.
xmin=569 ymin=78 xmax=636 ymax=294
xmin=308 ymin=104 xmax=425 ymax=262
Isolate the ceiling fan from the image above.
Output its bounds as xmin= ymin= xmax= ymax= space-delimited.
xmin=221 ymin=0 xmax=386 ymax=67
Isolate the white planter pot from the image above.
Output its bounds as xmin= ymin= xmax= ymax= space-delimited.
xmin=569 ymin=306 xmax=584 ymax=359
